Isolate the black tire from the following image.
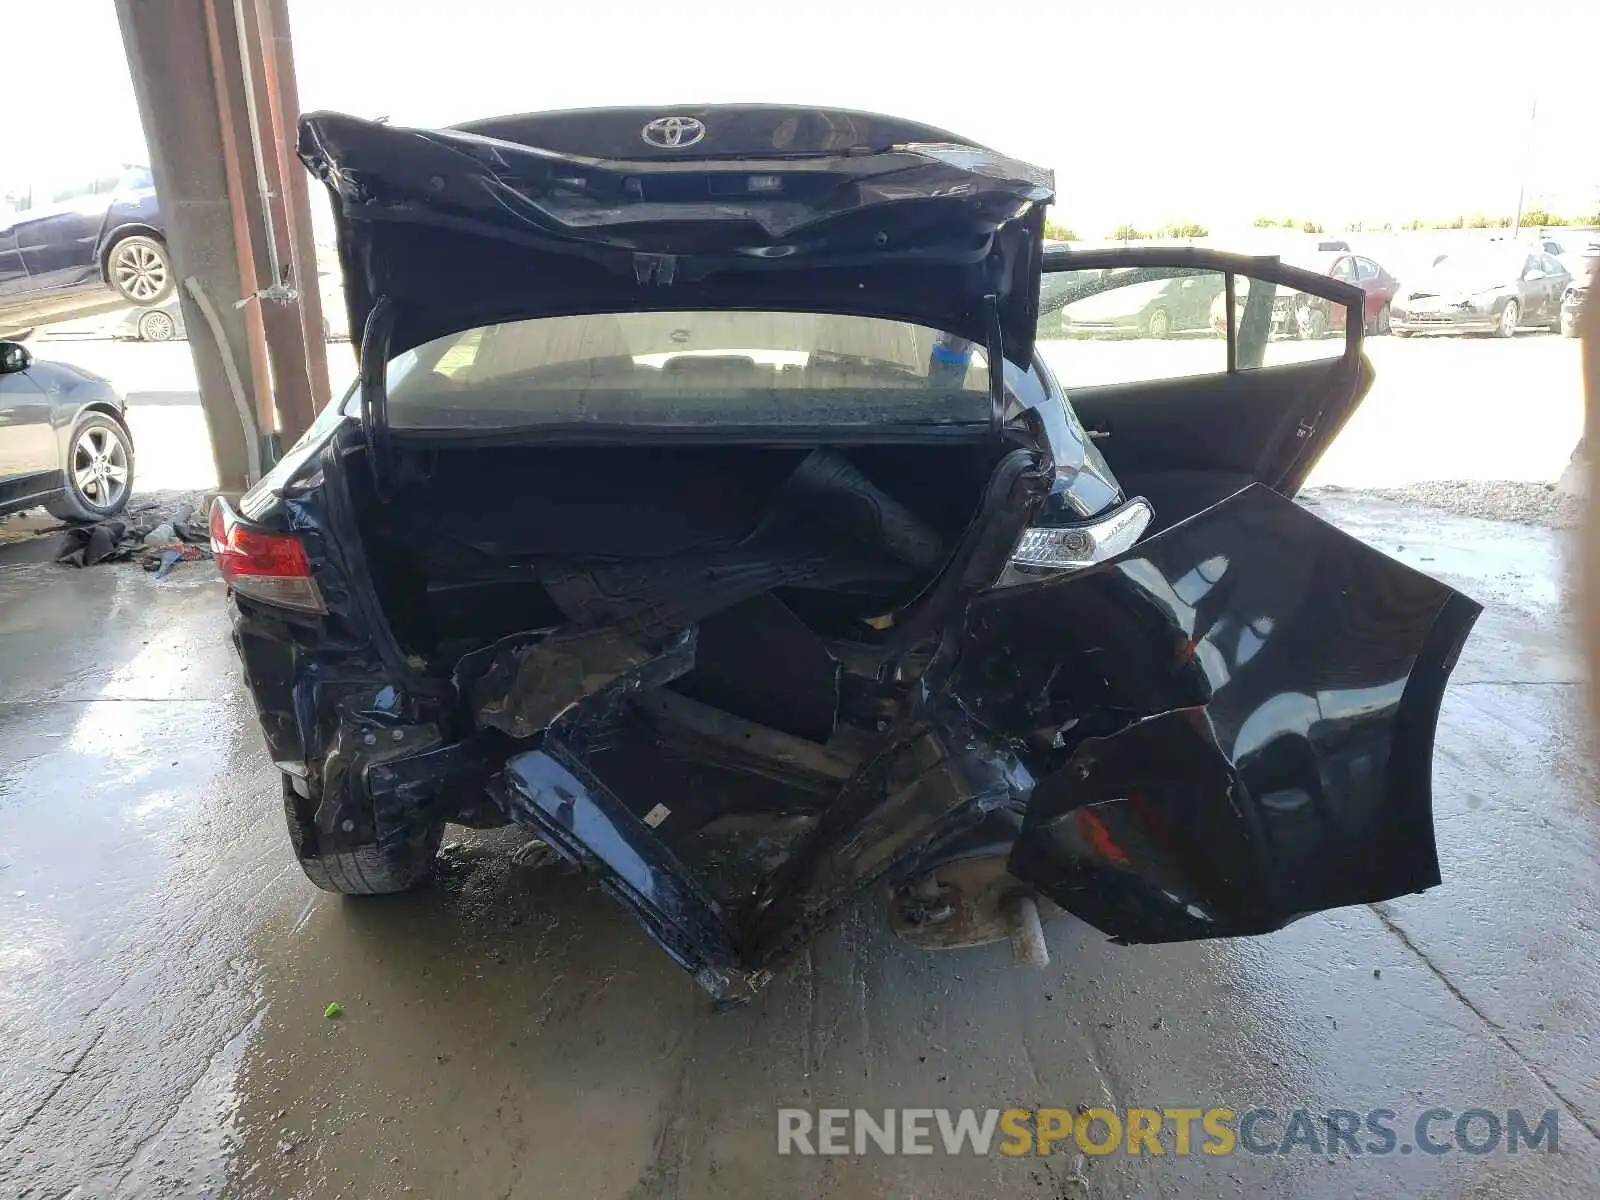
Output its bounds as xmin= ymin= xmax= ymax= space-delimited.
xmin=1376 ymin=303 xmax=1392 ymax=335
xmin=297 ymin=826 xmax=444 ymax=894
xmin=137 ymin=308 xmax=178 ymax=342
xmin=106 ymin=234 xmax=174 ymax=306
xmin=1305 ymin=307 xmax=1329 ymax=339
xmin=46 ymin=413 xmax=135 ymax=521
xmin=1145 ymin=307 xmax=1172 ymax=339
xmin=1562 ymin=314 xmax=1580 ymax=338
xmin=283 ymin=779 xmax=444 ymax=895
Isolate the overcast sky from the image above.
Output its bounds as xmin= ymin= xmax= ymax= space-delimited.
xmin=7 ymin=0 xmax=1600 ymax=234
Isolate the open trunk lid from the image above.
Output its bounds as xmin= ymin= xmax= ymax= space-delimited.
xmin=297 ymin=106 xmax=1054 ymax=367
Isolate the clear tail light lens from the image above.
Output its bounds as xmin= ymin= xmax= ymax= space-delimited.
xmin=209 ymin=500 xmax=327 ymax=613
xmin=1007 ymin=497 xmax=1153 ymax=575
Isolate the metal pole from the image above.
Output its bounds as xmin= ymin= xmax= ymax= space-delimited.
xmin=1512 ymin=99 xmax=1537 ymax=232
xmin=199 ymin=0 xmax=275 ymax=442
xmin=264 ymin=0 xmax=331 ymax=415
xmin=231 ymin=0 xmax=283 ymax=294
xmin=240 ymin=0 xmax=320 ymax=442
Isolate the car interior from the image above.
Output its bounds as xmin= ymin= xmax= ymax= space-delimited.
xmin=1040 ymin=262 xmax=1366 ymax=531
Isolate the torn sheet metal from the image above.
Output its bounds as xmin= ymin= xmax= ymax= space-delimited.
xmin=746 ymin=694 xmax=1031 ymax=968
xmin=500 ymin=740 xmax=762 ymax=1003
xmin=464 ymin=627 xmax=696 ymax=739
xmin=953 ymin=483 xmax=1482 ymax=942
xmin=486 ymin=484 xmax=1479 ymax=996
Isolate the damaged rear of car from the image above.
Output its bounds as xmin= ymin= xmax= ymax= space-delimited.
xmin=216 ymin=106 xmax=1479 ymax=1002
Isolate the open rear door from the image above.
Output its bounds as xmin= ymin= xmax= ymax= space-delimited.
xmin=1038 ymin=246 xmax=1372 ymax=530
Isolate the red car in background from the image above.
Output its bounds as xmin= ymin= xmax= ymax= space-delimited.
xmin=1320 ymin=251 xmax=1400 ymax=335
xmin=1211 ymin=250 xmax=1400 ymax=338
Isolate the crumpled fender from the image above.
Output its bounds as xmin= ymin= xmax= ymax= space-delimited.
xmin=952 ymin=484 xmax=1481 ymax=942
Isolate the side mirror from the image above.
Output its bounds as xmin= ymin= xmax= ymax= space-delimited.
xmin=0 ymin=340 xmax=31 ymax=374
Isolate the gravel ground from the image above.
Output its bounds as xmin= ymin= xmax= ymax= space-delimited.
xmin=1303 ymin=479 xmax=1587 ymax=529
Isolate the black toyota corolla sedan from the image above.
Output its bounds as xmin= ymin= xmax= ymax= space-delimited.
xmin=212 ymin=105 xmax=1479 ymax=1002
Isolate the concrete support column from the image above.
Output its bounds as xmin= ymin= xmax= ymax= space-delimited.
xmin=112 ymin=0 xmax=278 ymax=490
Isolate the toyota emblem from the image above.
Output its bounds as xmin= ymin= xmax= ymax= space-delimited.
xmin=641 ymin=116 xmax=707 ymax=149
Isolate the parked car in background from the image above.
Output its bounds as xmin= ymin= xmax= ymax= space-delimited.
xmin=1562 ymin=274 xmax=1588 ymax=338
xmin=1528 ymin=231 xmax=1600 ymax=280
xmin=1391 ymin=248 xmax=1571 ymax=337
xmin=0 ymin=340 xmax=135 ymax=520
xmin=115 ymin=271 xmax=350 ymax=342
xmin=1290 ymin=252 xmax=1399 ymax=337
xmin=211 ymin=104 xmax=1478 ymax=1004
xmin=1056 ymin=271 xmax=1222 ymax=337
xmin=0 ymin=167 xmax=171 ymax=334
xmin=1208 ymin=250 xmax=1399 ymax=338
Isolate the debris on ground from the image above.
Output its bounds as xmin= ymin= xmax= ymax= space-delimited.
xmin=53 ymin=491 xmax=216 ymax=574
xmin=324 ymin=1002 xmax=344 ymax=1019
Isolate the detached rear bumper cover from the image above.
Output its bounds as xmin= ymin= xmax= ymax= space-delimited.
xmin=964 ymin=485 xmax=1480 ymax=941
xmin=497 ymin=485 xmax=1478 ymax=995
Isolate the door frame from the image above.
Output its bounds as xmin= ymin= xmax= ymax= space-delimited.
xmin=1039 ymin=244 xmax=1369 ymax=495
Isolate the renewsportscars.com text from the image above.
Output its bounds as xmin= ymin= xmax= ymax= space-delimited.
xmin=776 ymin=1107 xmax=1560 ymax=1157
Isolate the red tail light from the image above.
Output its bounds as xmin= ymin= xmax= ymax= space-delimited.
xmin=209 ymin=500 xmax=326 ymax=613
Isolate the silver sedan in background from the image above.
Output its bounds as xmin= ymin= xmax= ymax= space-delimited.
xmin=1391 ymin=247 xmax=1570 ymax=337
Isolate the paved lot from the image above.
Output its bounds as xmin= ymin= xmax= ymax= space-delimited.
xmin=1 ymin=489 xmax=1597 ymax=1198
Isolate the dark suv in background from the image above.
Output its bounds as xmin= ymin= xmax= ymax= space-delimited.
xmin=0 ymin=166 xmax=170 ymax=334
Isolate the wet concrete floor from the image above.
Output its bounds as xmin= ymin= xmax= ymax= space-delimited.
xmin=1 ymin=493 xmax=1597 ymax=1198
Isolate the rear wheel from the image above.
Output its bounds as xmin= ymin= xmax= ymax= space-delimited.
xmin=297 ymin=828 xmax=444 ymax=894
xmin=137 ymin=308 xmax=178 ymax=342
xmin=1375 ymin=303 xmax=1391 ymax=335
xmin=107 ymin=235 xmax=174 ymax=305
xmin=46 ymin=413 xmax=135 ymax=521
xmin=1497 ymin=299 xmax=1520 ymax=338
xmin=283 ymin=779 xmax=444 ymax=895
xmin=1145 ymin=307 xmax=1171 ymax=339
xmin=1562 ymin=313 xmax=1581 ymax=338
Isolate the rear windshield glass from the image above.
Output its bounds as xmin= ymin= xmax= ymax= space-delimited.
xmin=375 ymin=311 xmax=994 ymax=432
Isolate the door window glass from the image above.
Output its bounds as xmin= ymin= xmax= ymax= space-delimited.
xmin=1230 ymin=276 xmax=1349 ymax=369
xmin=1355 ymin=257 xmax=1380 ymax=281
xmin=48 ymin=180 xmax=96 ymax=204
xmin=1036 ymin=267 xmax=1226 ymax=387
